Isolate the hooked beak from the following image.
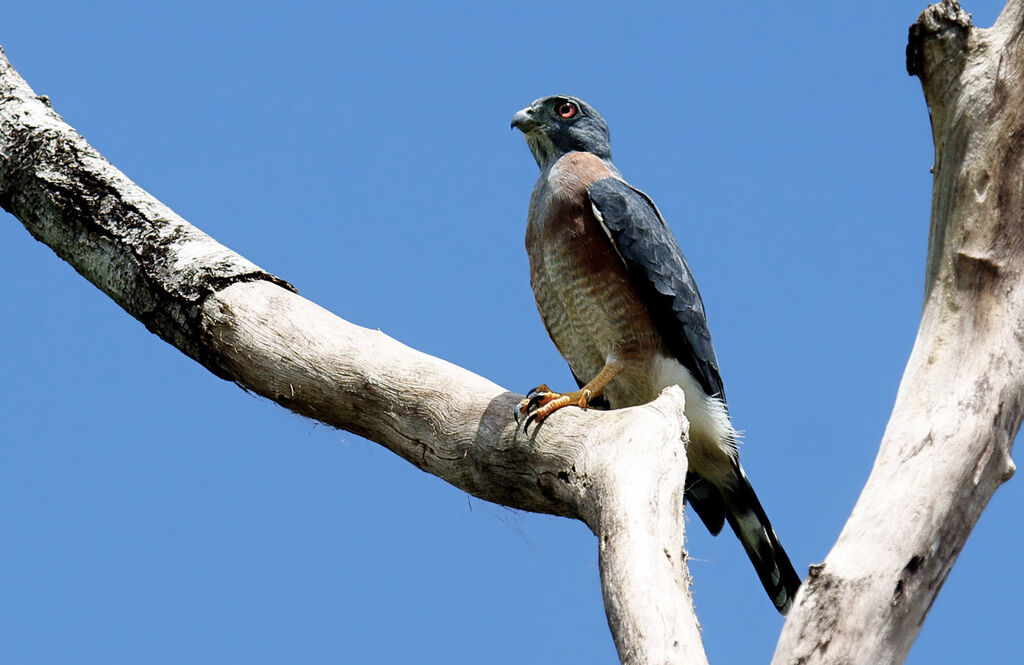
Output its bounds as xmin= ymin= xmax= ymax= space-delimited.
xmin=511 ymin=107 xmax=540 ymax=132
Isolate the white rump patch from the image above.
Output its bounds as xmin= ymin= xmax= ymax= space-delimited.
xmin=654 ymin=355 xmax=739 ymax=459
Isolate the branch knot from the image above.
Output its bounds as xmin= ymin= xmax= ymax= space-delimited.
xmin=907 ymin=0 xmax=973 ymax=79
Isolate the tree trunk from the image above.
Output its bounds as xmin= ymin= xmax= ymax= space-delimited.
xmin=773 ymin=2 xmax=1020 ymax=663
xmin=2 ymin=2 xmax=1022 ymax=663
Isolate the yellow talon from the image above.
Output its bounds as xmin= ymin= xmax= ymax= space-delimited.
xmin=517 ymin=387 xmax=593 ymax=429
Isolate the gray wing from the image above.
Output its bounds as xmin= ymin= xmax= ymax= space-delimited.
xmin=587 ymin=177 xmax=725 ymax=400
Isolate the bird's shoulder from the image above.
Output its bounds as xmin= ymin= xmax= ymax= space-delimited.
xmin=542 ymin=152 xmax=616 ymax=199
xmin=528 ymin=152 xmax=616 ymax=233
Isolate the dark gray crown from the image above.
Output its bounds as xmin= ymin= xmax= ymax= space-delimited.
xmin=512 ymin=95 xmax=611 ymax=168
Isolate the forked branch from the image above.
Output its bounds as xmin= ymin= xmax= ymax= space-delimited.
xmin=0 ymin=47 xmax=706 ymax=665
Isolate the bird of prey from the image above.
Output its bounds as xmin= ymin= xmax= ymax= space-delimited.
xmin=511 ymin=95 xmax=801 ymax=614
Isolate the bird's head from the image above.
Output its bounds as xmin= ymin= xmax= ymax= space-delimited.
xmin=511 ymin=95 xmax=611 ymax=170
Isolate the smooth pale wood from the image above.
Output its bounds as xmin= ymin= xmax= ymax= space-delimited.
xmin=208 ymin=281 xmax=706 ymax=662
xmin=0 ymin=46 xmax=707 ymax=665
xmin=773 ymin=2 xmax=1021 ymax=664
xmin=14 ymin=2 xmax=1022 ymax=657
xmin=589 ymin=407 xmax=707 ymax=665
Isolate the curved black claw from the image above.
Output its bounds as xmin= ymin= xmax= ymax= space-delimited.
xmin=523 ymin=411 xmax=541 ymax=432
xmin=525 ymin=391 xmax=552 ymax=414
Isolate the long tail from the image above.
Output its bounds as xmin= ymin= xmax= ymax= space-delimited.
xmin=713 ymin=461 xmax=801 ymax=614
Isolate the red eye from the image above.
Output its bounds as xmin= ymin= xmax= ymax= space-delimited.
xmin=556 ymin=102 xmax=578 ymax=119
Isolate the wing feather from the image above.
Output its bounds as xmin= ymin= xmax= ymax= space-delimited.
xmin=587 ymin=177 xmax=725 ymax=400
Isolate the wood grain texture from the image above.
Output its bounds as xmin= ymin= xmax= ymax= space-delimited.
xmin=9 ymin=2 xmax=1021 ymax=657
xmin=0 ymin=46 xmax=707 ymax=665
xmin=774 ymin=3 xmax=1021 ymax=663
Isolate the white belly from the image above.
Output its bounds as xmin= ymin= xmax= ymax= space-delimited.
xmin=652 ymin=355 xmax=738 ymax=483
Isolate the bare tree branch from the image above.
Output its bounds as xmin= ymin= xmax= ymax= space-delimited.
xmin=8 ymin=2 xmax=1021 ymax=661
xmin=773 ymin=2 xmax=1021 ymax=663
xmin=0 ymin=46 xmax=707 ymax=664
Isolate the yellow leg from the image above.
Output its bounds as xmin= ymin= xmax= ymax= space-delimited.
xmin=518 ymin=362 xmax=623 ymax=427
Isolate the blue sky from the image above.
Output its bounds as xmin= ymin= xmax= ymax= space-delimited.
xmin=1 ymin=1 xmax=1018 ymax=663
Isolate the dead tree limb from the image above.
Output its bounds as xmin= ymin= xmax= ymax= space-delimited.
xmin=0 ymin=47 xmax=708 ymax=665
xmin=773 ymin=2 xmax=1021 ymax=663
xmin=7 ymin=2 xmax=1021 ymax=661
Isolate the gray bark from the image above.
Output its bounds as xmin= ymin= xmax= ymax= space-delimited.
xmin=0 ymin=46 xmax=706 ymax=665
xmin=3 ymin=1 xmax=1022 ymax=661
xmin=773 ymin=2 xmax=1020 ymax=663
